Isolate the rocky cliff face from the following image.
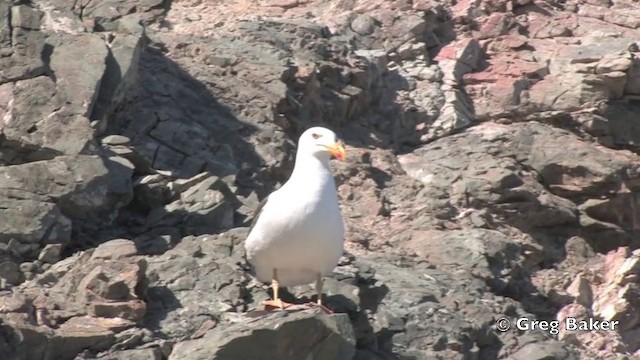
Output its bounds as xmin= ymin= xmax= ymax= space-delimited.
xmin=2 ymin=0 xmax=640 ymax=359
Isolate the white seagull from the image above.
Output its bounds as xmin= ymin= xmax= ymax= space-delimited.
xmin=244 ymin=126 xmax=346 ymax=311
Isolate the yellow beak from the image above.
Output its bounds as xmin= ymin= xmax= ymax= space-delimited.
xmin=326 ymin=141 xmax=346 ymax=161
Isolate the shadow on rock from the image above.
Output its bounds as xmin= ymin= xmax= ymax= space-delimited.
xmin=143 ymin=285 xmax=182 ymax=332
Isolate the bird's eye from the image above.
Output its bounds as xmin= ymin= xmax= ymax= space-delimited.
xmin=311 ymin=133 xmax=320 ymax=139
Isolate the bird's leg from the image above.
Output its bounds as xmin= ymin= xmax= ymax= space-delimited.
xmin=262 ymin=269 xmax=295 ymax=310
xmin=302 ymin=273 xmax=333 ymax=314
xmin=316 ymin=273 xmax=323 ymax=306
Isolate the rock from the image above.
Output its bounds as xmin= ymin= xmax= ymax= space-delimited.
xmin=89 ymin=301 xmax=146 ymax=322
xmin=510 ymin=341 xmax=577 ymax=360
xmin=101 ymin=347 xmax=163 ymax=360
xmin=351 ymin=14 xmax=376 ymax=36
xmin=399 ymin=122 xmax=585 ymax=232
xmin=0 ymin=319 xmax=21 ymax=360
xmin=101 ymin=135 xmax=131 ymax=146
xmin=0 ymin=3 xmax=46 ymax=82
xmin=77 ymin=259 xmax=147 ymax=303
xmin=557 ymin=303 xmax=628 ymax=356
xmin=92 ymin=21 xmax=146 ymax=133
xmin=64 ymin=316 xmax=136 ymax=333
xmin=2 ymin=0 xmax=640 ymax=359
xmin=131 ymin=175 xmax=173 ymax=212
xmin=50 ymin=319 xmax=115 ymax=360
xmin=168 ymin=311 xmax=356 ymax=360
xmin=402 ymin=229 xmax=520 ymax=291
xmin=566 ymin=275 xmax=593 ymax=307
xmin=91 ymin=239 xmax=139 ymax=260
xmin=592 ymin=247 xmax=640 ymax=332
xmin=0 ymin=258 xmax=22 ymax=285
xmin=48 ymin=33 xmax=108 ymax=117
xmin=37 ymin=244 xmax=63 ymax=264
xmin=144 ymin=234 xmax=246 ymax=338
xmin=0 ymin=155 xmax=133 ymax=219
xmin=7 ymin=323 xmax=52 ymax=360
xmin=146 ymin=174 xmax=237 ymax=234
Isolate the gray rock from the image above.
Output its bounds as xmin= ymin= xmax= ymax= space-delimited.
xmin=2 ymin=0 xmax=640 ymax=359
xmin=7 ymin=323 xmax=52 ymax=360
xmin=0 ymin=256 xmax=23 ymax=285
xmin=0 ymin=155 xmax=133 ymax=221
xmin=101 ymin=135 xmax=131 ymax=146
xmin=144 ymin=235 xmax=246 ymax=338
xmin=168 ymin=311 xmax=355 ymax=360
xmin=98 ymin=347 xmax=163 ymax=360
xmin=91 ymin=239 xmax=138 ymax=260
xmin=11 ymin=5 xmax=43 ymax=31
xmin=510 ymin=341 xmax=578 ymax=360
xmin=37 ymin=244 xmax=63 ymax=264
xmin=0 ymin=3 xmax=46 ymax=82
xmin=92 ymin=20 xmax=146 ymax=132
xmin=16 ymin=247 xmax=148 ymax=327
xmin=0 ymin=190 xmax=71 ymax=248
xmin=351 ymin=15 xmax=376 ymax=36
xmin=145 ymin=174 xmax=237 ymax=234
xmin=49 ymin=321 xmax=115 ymax=360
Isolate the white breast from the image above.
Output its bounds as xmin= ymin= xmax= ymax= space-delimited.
xmin=244 ymin=160 xmax=345 ymax=287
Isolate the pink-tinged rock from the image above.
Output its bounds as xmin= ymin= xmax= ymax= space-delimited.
xmin=527 ymin=12 xmax=576 ymax=38
xmin=590 ymin=247 xmax=640 ymax=332
xmin=77 ymin=258 xmax=147 ymax=304
xmin=477 ymin=13 xmax=512 ymax=39
xmin=604 ymin=247 xmax=640 ymax=285
xmin=596 ymin=54 xmax=633 ymax=74
xmin=451 ymin=0 xmax=477 ymax=21
xmin=89 ymin=300 xmax=147 ymax=322
xmin=527 ymin=74 xmax=607 ymax=112
xmin=602 ymin=247 xmax=632 ymax=284
xmin=63 ymin=315 xmax=136 ymax=332
xmin=605 ymin=9 xmax=640 ymax=29
xmin=566 ymin=275 xmax=593 ymax=307
xmin=463 ymin=54 xmax=548 ymax=118
xmin=353 ymin=0 xmax=388 ymax=13
xmin=268 ymin=0 xmax=300 ymax=9
xmin=557 ymin=303 xmax=588 ymax=340
xmin=434 ymin=38 xmax=482 ymax=70
xmin=463 ymin=57 xmax=547 ymax=83
xmin=583 ymin=0 xmax=612 ymax=6
xmin=490 ymin=34 xmax=528 ymax=50
xmin=412 ymin=0 xmax=433 ymax=11
xmin=389 ymin=0 xmax=413 ymax=11
xmin=557 ymin=303 xmax=628 ymax=354
xmin=594 ymin=282 xmax=640 ymax=332
xmin=577 ymin=4 xmax=606 ymax=20
xmin=52 ymin=319 xmax=115 ymax=359
xmin=465 ymin=78 xmax=528 ymax=119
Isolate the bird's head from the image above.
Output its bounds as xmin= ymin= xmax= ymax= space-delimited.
xmin=298 ymin=126 xmax=346 ymax=162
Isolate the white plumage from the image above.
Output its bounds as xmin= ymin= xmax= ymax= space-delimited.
xmin=244 ymin=126 xmax=346 ymax=305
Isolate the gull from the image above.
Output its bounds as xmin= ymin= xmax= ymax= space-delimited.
xmin=244 ymin=126 xmax=346 ymax=312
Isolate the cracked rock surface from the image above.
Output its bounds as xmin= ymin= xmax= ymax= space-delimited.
xmin=2 ymin=0 xmax=640 ymax=359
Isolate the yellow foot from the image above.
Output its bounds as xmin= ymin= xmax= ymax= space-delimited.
xmin=261 ymin=299 xmax=296 ymax=311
